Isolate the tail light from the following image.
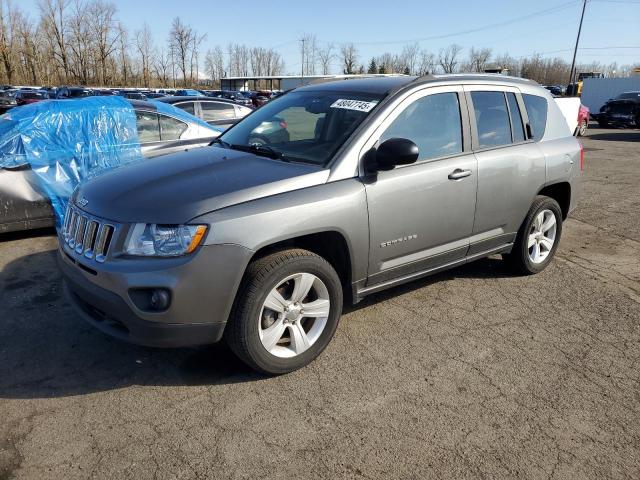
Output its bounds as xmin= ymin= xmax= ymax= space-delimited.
xmin=279 ymin=120 xmax=287 ymax=129
xmin=579 ymin=145 xmax=584 ymax=171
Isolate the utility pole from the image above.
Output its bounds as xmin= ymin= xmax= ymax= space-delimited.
xmin=568 ymin=0 xmax=587 ymax=92
xmin=301 ymin=37 xmax=305 ymax=86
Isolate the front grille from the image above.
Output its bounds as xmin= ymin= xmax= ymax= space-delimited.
xmin=62 ymin=204 xmax=115 ymax=263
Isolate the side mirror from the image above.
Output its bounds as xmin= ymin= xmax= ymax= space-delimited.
xmin=374 ymin=138 xmax=419 ymax=171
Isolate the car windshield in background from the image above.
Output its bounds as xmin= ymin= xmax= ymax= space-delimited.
xmin=615 ymin=92 xmax=640 ymax=100
xmin=218 ymin=90 xmax=383 ymax=166
xmin=20 ymin=92 xmax=43 ymax=99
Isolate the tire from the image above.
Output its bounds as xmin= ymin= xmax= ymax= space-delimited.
xmin=598 ymin=120 xmax=609 ymax=128
xmin=577 ymin=119 xmax=588 ymax=136
xmin=225 ymin=248 xmax=343 ymax=375
xmin=503 ymin=196 xmax=563 ymax=275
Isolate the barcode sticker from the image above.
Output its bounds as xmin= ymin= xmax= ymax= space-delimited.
xmin=330 ymin=99 xmax=378 ymax=112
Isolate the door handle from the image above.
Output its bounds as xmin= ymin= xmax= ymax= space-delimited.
xmin=448 ymin=168 xmax=472 ymax=180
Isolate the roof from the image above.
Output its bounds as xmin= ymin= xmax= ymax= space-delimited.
xmin=155 ymin=95 xmax=237 ymax=105
xmin=299 ymin=76 xmax=417 ymax=95
xmin=299 ymin=73 xmax=537 ymax=95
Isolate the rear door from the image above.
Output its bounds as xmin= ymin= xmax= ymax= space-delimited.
xmin=464 ymin=86 xmax=545 ymax=254
xmin=362 ymin=85 xmax=478 ymax=286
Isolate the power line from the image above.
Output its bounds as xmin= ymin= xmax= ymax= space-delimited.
xmin=315 ymin=1 xmax=579 ymax=46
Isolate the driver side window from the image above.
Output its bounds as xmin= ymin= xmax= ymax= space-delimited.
xmin=379 ymin=92 xmax=463 ymax=163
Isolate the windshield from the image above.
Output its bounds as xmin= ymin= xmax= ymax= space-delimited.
xmin=20 ymin=92 xmax=43 ymax=99
xmin=219 ymin=90 xmax=383 ymax=166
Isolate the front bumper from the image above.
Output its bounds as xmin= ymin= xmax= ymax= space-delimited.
xmin=59 ymin=241 xmax=253 ymax=348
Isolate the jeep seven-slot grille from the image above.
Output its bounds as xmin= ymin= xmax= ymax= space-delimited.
xmin=62 ymin=204 xmax=115 ymax=263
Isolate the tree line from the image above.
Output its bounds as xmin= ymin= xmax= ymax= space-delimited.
xmin=0 ymin=1 xmax=636 ymax=89
xmin=0 ymin=0 xmax=285 ymax=88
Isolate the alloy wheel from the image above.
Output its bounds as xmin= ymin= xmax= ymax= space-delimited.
xmin=258 ymin=273 xmax=331 ymax=358
xmin=528 ymin=209 xmax=557 ymax=264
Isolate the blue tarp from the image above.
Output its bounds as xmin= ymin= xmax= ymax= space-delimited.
xmin=0 ymin=96 xmax=220 ymax=225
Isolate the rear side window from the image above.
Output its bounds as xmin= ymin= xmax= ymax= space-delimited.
xmin=176 ymin=101 xmax=195 ymax=115
xmin=522 ymin=94 xmax=548 ymax=140
xmin=135 ymin=111 xmax=160 ymax=143
xmin=506 ymin=93 xmax=525 ymax=143
xmin=379 ymin=92 xmax=463 ymax=162
xmin=159 ymin=115 xmax=188 ymax=140
xmin=201 ymin=102 xmax=236 ymax=122
xmin=471 ymin=91 xmax=512 ymax=148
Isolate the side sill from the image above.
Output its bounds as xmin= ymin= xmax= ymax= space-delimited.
xmin=354 ymin=243 xmax=513 ymax=302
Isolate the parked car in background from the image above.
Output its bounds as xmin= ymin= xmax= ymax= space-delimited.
xmin=57 ymin=87 xmax=94 ymax=99
xmin=122 ymin=91 xmax=147 ymax=100
xmin=144 ymin=92 xmax=165 ymax=99
xmin=0 ymin=98 xmax=220 ymax=233
xmin=97 ymin=89 xmax=117 ymax=96
xmin=596 ymin=91 xmax=640 ymax=128
xmin=156 ymin=96 xmax=252 ymax=128
xmin=250 ymin=90 xmax=272 ymax=107
xmin=58 ymin=75 xmax=582 ymax=374
xmin=544 ymin=85 xmax=563 ymax=96
xmin=15 ymin=90 xmax=46 ymax=106
xmin=0 ymin=91 xmax=17 ymax=113
xmin=576 ymin=104 xmax=590 ymax=136
xmin=207 ymin=90 xmax=253 ymax=107
xmin=174 ymin=89 xmax=203 ymax=97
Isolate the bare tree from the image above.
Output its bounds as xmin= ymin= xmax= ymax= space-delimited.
xmin=438 ymin=44 xmax=462 ymax=74
xmin=417 ymin=50 xmax=436 ymax=75
xmin=117 ymin=21 xmax=129 ymax=85
xmin=204 ymin=45 xmax=225 ymax=85
xmin=135 ymin=23 xmax=154 ymax=87
xmin=401 ymin=43 xmax=420 ymax=75
xmin=0 ymin=0 xmax=20 ymax=83
xmin=340 ymin=43 xmax=358 ymax=75
xmin=466 ymin=47 xmax=492 ymax=73
xmin=153 ymin=47 xmax=171 ymax=87
xmin=300 ymin=33 xmax=316 ymax=76
xmin=67 ymin=0 xmax=91 ymax=85
xmin=317 ymin=42 xmax=334 ymax=75
xmin=88 ymin=0 xmax=118 ymax=85
xmin=38 ymin=0 xmax=70 ymax=83
xmin=168 ymin=17 xmax=192 ymax=86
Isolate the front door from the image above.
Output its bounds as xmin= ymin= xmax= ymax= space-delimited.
xmin=363 ymin=86 xmax=478 ymax=286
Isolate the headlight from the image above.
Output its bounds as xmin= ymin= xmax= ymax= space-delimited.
xmin=124 ymin=224 xmax=207 ymax=257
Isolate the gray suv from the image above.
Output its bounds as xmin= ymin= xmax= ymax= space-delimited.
xmin=58 ymin=75 xmax=583 ymax=374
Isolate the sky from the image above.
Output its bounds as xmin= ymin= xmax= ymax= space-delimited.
xmin=20 ymin=0 xmax=640 ymax=74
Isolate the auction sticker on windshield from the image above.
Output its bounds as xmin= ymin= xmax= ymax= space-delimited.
xmin=330 ymin=99 xmax=378 ymax=112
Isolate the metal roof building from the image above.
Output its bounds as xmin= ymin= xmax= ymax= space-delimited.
xmin=220 ymin=74 xmax=403 ymax=92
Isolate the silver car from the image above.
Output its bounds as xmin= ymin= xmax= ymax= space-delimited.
xmin=59 ymin=75 xmax=582 ymax=374
xmin=0 ymin=100 xmax=219 ymax=233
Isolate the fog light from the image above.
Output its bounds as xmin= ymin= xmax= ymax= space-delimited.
xmin=150 ymin=289 xmax=171 ymax=311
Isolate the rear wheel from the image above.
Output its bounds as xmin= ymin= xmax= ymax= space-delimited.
xmin=225 ymin=249 xmax=343 ymax=374
xmin=577 ymin=119 xmax=588 ymax=136
xmin=503 ymin=196 xmax=563 ymax=275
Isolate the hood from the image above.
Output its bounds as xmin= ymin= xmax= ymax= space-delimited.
xmin=75 ymin=146 xmax=329 ymax=224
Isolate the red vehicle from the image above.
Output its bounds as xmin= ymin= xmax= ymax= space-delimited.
xmin=576 ymin=104 xmax=589 ymax=137
xmin=250 ymin=90 xmax=272 ymax=108
xmin=15 ymin=90 xmax=46 ymax=106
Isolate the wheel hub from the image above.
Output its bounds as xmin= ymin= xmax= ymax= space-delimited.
xmin=284 ymin=304 xmax=301 ymax=322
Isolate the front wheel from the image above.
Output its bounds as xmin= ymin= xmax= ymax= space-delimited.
xmin=225 ymin=249 xmax=343 ymax=375
xmin=503 ymin=196 xmax=563 ymax=275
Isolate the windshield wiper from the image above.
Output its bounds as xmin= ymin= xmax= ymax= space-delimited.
xmin=227 ymin=143 xmax=288 ymax=161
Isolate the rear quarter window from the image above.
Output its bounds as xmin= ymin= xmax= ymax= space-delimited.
xmin=522 ymin=94 xmax=548 ymax=140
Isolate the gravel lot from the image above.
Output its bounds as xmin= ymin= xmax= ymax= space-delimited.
xmin=1 ymin=126 xmax=639 ymax=480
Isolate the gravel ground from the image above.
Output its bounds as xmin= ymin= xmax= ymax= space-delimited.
xmin=1 ymin=126 xmax=639 ymax=479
